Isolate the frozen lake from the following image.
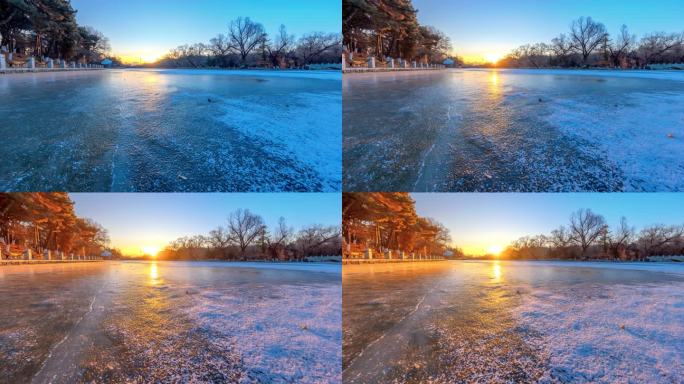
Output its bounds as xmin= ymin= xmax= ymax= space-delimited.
xmin=343 ymin=69 xmax=684 ymax=192
xmin=0 ymin=261 xmax=341 ymax=383
xmin=343 ymin=260 xmax=684 ymax=383
xmin=0 ymin=69 xmax=341 ymax=192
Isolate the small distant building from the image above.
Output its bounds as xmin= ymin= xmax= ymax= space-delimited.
xmin=101 ymin=250 xmax=112 ymax=258
xmin=101 ymin=58 xmax=113 ymax=68
xmin=443 ymin=58 xmax=455 ymax=67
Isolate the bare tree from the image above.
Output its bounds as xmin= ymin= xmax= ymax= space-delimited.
xmin=207 ymin=225 xmax=231 ymax=258
xmin=267 ymin=24 xmax=294 ymax=67
xmin=551 ymin=34 xmax=574 ymax=66
xmin=638 ymin=32 xmax=684 ymax=64
xmin=607 ymin=217 xmax=635 ymax=258
xmin=638 ymin=224 xmax=684 ymax=256
xmin=228 ymin=17 xmax=266 ymax=64
xmin=568 ymin=208 xmax=607 ymax=258
xmin=549 ymin=225 xmax=573 ymax=258
xmin=296 ymin=32 xmax=342 ymax=64
xmin=267 ymin=217 xmax=293 ymax=259
xmin=297 ymin=224 xmax=341 ymax=257
xmin=608 ymin=25 xmax=636 ymax=67
xmin=209 ymin=33 xmax=233 ymax=66
xmin=227 ymin=209 xmax=265 ymax=256
xmin=569 ymin=17 xmax=608 ymax=65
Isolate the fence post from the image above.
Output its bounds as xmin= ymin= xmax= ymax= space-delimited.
xmin=341 ymin=54 xmax=346 ymax=71
xmin=48 ymin=58 xmax=54 ymax=68
xmin=44 ymin=250 xmax=51 ymax=260
xmin=24 ymin=249 xmax=32 ymax=260
xmin=0 ymin=54 xmax=5 ymax=70
xmin=367 ymin=56 xmax=375 ymax=69
xmin=387 ymin=57 xmax=394 ymax=69
xmin=28 ymin=57 xmax=35 ymax=69
xmin=0 ymin=247 xmax=3 ymax=260
xmin=364 ymin=248 xmax=373 ymax=260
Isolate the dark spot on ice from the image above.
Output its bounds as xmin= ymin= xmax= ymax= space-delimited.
xmin=538 ymin=98 xmax=543 ymax=103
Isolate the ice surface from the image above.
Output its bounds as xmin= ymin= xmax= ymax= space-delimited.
xmin=344 ymin=69 xmax=684 ymax=191
xmin=0 ymin=69 xmax=341 ymax=192
xmin=343 ymin=260 xmax=684 ymax=383
xmin=515 ymin=283 xmax=684 ymax=383
xmin=0 ymin=261 xmax=341 ymax=383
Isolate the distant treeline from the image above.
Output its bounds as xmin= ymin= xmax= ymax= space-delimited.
xmin=156 ymin=17 xmax=342 ymax=69
xmin=158 ymin=208 xmax=341 ymax=261
xmin=342 ymin=0 xmax=458 ymax=65
xmin=502 ymin=209 xmax=684 ymax=261
xmin=343 ymin=193 xmax=459 ymax=258
xmin=500 ymin=16 xmax=684 ymax=69
xmin=0 ymin=0 xmax=111 ymax=63
xmin=0 ymin=193 xmax=111 ymax=258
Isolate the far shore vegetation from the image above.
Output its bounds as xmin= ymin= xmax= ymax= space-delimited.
xmin=343 ymin=193 xmax=684 ymax=262
xmin=1 ymin=0 xmax=342 ymax=69
xmin=0 ymin=193 xmax=342 ymax=263
xmin=155 ymin=209 xmax=342 ymax=262
xmin=155 ymin=17 xmax=342 ymax=69
xmin=342 ymin=0 xmax=684 ymax=69
xmin=498 ymin=16 xmax=684 ymax=69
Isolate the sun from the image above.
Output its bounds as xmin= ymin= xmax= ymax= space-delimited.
xmin=487 ymin=245 xmax=503 ymax=255
xmin=142 ymin=245 xmax=160 ymax=256
xmin=484 ymin=53 xmax=502 ymax=64
xmin=140 ymin=53 xmax=161 ymax=64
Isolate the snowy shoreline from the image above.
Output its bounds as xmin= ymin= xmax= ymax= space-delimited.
xmin=119 ymin=260 xmax=342 ymax=274
xmin=458 ymin=259 xmax=684 ymax=276
xmin=463 ymin=67 xmax=684 ymax=82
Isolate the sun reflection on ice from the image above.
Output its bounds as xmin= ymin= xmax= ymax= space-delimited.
xmin=149 ymin=263 xmax=159 ymax=282
xmin=492 ymin=260 xmax=502 ymax=282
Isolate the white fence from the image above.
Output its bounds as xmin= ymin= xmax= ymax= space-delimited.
xmin=0 ymin=244 xmax=101 ymax=262
xmin=0 ymin=52 xmax=105 ymax=73
xmin=342 ymin=54 xmax=446 ymax=73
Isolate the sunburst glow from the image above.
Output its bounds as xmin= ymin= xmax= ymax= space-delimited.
xmin=142 ymin=245 xmax=160 ymax=256
xmin=487 ymin=245 xmax=503 ymax=255
xmin=484 ymin=52 xmax=503 ymax=64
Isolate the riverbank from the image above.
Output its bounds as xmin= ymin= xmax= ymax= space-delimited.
xmin=0 ymin=67 xmax=106 ymax=74
xmin=342 ymin=258 xmax=446 ymax=265
xmin=1 ymin=259 xmax=103 ymax=266
xmin=343 ymin=66 xmax=446 ymax=74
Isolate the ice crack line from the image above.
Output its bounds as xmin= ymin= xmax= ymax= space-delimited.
xmin=414 ymin=144 xmax=436 ymax=191
xmin=344 ymin=290 xmax=431 ymax=373
xmin=32 ymin=286 xmax=102 ymax=384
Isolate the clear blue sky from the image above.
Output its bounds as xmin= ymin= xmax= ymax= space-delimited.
xmin=412 ymin=0 xmax=684 ymax=62
xmin=71 ymin=0 xmax=341 ymax=62
xmin=413 ymin=193 xmax=684 ymax=254
xmin=71 ymin=193 xmax=341 ymax=255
